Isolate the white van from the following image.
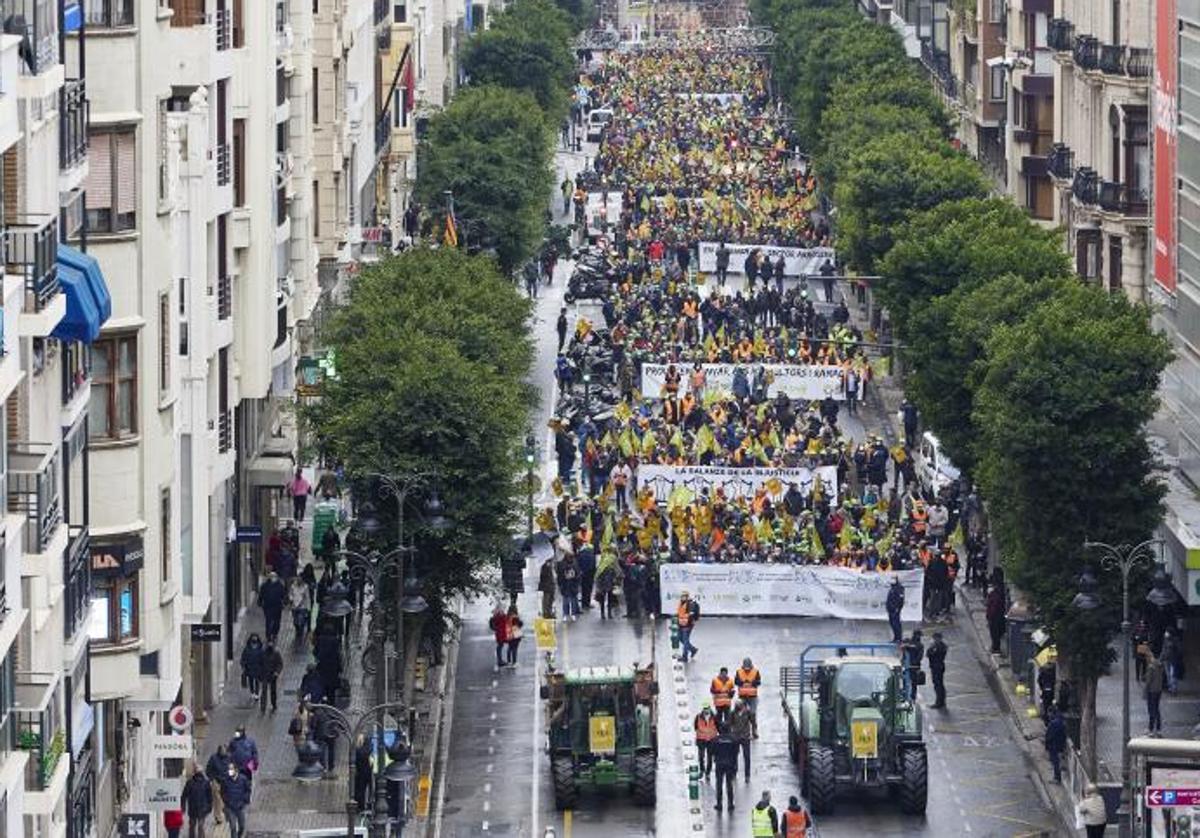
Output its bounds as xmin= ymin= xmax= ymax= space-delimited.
xmin=916 ymin=431 xmax=961 ymax=498
xmin=586 ymin=108 xmax=613 ymax=142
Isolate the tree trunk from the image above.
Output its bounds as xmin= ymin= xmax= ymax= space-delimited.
xmin=1079 ymin=674 xmax=1098 ymax=780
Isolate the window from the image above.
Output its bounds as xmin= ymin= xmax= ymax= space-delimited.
xmin=178 ymin=278 xmax=189 ymax=356
xmin=159 ymin=488 xmax=171 ymax=584
xmin=394 ymin=2 xmax=406 ymax=22
xmin=313 ymin=179 xmax=320 ymax=238
xmin=1076 ymin=230 xmax=1102 ymax=279
xmin=86 ymin=0 xmax=134 ymax=27
xmin=158 ymin=293 xmax=170 ymax=393
xmin=85 ymin=129 xmax=137 ymax=234
xmin=89 ymin=576 xmax=138 ymax=643
xmin=233 ymin=119 xmax=246 ymax=207
xmin=1111 ymin=0 xmax=1121 ymax=44
xmin=157 ymin=99 xmax=169 ymax=205
xmin=989 ymin=64 xmax=1007 ymax=101
xmin=312 ymin=68 xmax=320 ymax=124
xmin=988 ymin=0 xmax=1004 ymax=23
xmin=89 ymin=335 xmax=137 ymax=441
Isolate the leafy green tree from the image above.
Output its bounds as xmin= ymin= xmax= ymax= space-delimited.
xmin=815 ymin=103 xmax=944 ymax=189
xmin=833 ymin=136 xmax=988 ymax=272
xmin=973 ymin=285 xmax=1172 ymax=775
xmin=305 ymin=247 xmax=536 ymax=619
xmin=551 ymin=0 xmax=595 ymax=31
xmin=877 ymin=197 xmax=1070 ymax=332
xmin=771 ymin=5 xmax=859 ymax=131
xmin=462 ymin=0 xmax=577 ymax=118
xmin=416 ymin=85 xmax=554 ymax=273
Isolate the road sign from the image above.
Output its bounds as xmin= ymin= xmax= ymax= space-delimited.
xmin=534 ymin=617 xmax=557 ymax=650
xmin=190 ymin=622 xmax=221 ymax=642
xmin=168 ymin=705 xmax=194 ymax=732
xmin=1146 ymin=787 xmax=1200 ymax=807
xmin=119 ymin=814 xmax=151 ymax=838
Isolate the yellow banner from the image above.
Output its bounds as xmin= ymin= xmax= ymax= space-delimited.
xmin=534 ymin=617 xmax=557 ymax=650
xmin=589 ymin=714 xmax=616 ymax=754
xmin=851 ymin=719 xmax=878 ymax=759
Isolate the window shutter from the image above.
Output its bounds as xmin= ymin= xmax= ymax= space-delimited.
xmin=116 ymin=131 xmax=137 ymax=215
xmin=86 ymin=134 xmax=112 ymax=210
xmin=3 ymin=147 xmax=20 ymax=220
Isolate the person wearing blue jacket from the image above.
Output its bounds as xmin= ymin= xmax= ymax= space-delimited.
xmin=219 ymin=762 xmax=252 ymax=838
xmin=228 ymin=727 xmax=259 ymax=778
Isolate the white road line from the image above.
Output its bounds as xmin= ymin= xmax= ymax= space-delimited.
xmin=484 ymin=800 xmax=491 ymax=813
xmin=482 ymin=821 xmax=489 ymax=831
xmin=490 ymin=712 xmax=497 ymax=721
xmin=487 ymin=763 xmax=494 ymax=773
xmin=485 ymin=782 xmax=492 ymax=794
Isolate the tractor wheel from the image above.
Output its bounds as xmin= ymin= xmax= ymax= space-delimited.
xmin=899 ymin=748 xmax=928 ymax=815
xmin=807 ymin=744 xmax=835 ymax=815
xmin=552 ymin=756 xmax=578 ymax=810
xmin=632 ymin=751 xmax=657 ymax=805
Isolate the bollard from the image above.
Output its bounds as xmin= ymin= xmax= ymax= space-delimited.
xmin=688 ymin=764 xmax=700 ymax=800
xmin=669 ymin=616 xmax=681 ymax=651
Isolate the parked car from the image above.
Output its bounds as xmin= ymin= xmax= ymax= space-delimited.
xmin=915 ymin=431 xmax=960 ymax=498
xmin=586 ymin=109 xmax=613 ymax=142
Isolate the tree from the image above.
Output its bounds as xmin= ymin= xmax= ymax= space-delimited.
xmin=815 ymin=103 xmax=944 ymax=189
xmin=462 ymin=0 xmax=577 ymax=119
xmin=305 ymin=247 xmax=536 ymax=617
xmin=415 ymin=85 xmax=554 ymax=273
xmin=770 ymin=5 xmax=860 ymax=138
xmin=833 ymin=136 xmax=988 ymax=272
xmin=973 ymin=285 xmax=1172 ymax=776
xmin=877 ymin=197 xmax=1070 ymax=333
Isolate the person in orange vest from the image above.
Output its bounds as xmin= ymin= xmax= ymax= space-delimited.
xmin=676 ymin=591 xmax=700 ymax=662
xmin=693 ymin=701 xmax=719 ymax=779
xmin=780 ymin=795 xmax=812 ymax=837
xmin=711 ymin=666 xmax=735 ymax=724
xmin=734 ymin=657 xmax=762 ymax=739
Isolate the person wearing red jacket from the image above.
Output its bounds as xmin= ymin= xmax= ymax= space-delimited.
xmin=163 ymin=808 xmax=184 ymax=838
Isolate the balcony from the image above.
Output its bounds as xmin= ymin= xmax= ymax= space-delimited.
xmin=216 ymin=142 xmax=231 ymax=186
xmin=1074 ymin=35 xmax=1099 ymax=70
xmin=7 ymin=442 xmax=61 ymax=554
xmin=217 ymin=410 xmax=232 ymax=453
xmin=4 ymin=216 xmax=60 ymax=313
xmin=1127 ymin=47 xmax=1152 ymax=78
xmin=1098 ymin=44 xmax=1126 ymax=75
xmin=1047 ymin=18 xmax=1074 ymax=51
xmin=7 ymin=0 xmax=58 ymax=76
xmin=214 ymin=7 xmax=231 ymax=51
xmin=1072 ymin=166 xmax=1099 ymax=205
xmin=61 ymin=337 xmax=89 ymax=407
xmin=216 ymin=273 xmax=231 ymax=320
xmin=59 ymin=79 xmax=88 ymax=172
xmin=13 ymin=672 xmax=64 ymax=792
xmin=62 ymin=524 xmax=89 ymax=642
xmin=1046 ymin=143 xmax=1074 ymax=179
xmin=1098 ymin=180 xmax=1149 ymax=216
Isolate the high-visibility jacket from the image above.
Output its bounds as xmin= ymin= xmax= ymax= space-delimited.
xmin=751 ymin=805 xmax=775 ymax=837
xmin=694 ymin=713 xmax=718 ymax=741
xmin=911 ymin=507 xmax=928 ymax=534
xmin=735 ymin=667 xmax=761 ymax=698
xmin=711 ymin=676 xmax=735 ymax=708
xmin=782 ymin=808 xmax=811 ymax=838
xmin=677 ymin=602 xmax=693 ymax=628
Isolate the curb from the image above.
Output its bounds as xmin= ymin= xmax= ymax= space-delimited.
xmin=426 ymin=595 xmax=465 ymax=838
xmin=668 ymin=657 xmax=707 ymax=833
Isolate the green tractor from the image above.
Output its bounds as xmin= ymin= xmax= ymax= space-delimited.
xmin=781 ymin=644 xmax=927 ymax=816
xmin=540 ymin=664 xmax=658 ymax=809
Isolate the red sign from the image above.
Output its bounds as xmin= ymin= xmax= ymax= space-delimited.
xmin=1146 ymin=788 xmax=1200 ymax=807
xmin=1154 ymin=0 xmax=1179 ymax=294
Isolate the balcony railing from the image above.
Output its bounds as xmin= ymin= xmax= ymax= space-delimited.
xmin=1074 ymin=35 xmax=1099 ymax=70
xmin=1098 ymin=43 xmax=1126 ymax=75
xmin=1047 ymin=143 xmax=1074 ymax=179
xmin=218 ymin=410 xmax=232 ymax=453
xmin=59 ymin=79 xmax=89 ymax=172
xmin=216 ymin=143 xmax=231 ymax=186
xmin=13 ymin=673 xmax=64 ymax=792
xmin=1047 ymin=18 xmax=1074 ymax=51
xmin=7 ymin=442 xmax=61 ymax=554
xmin=63 ymin=524 xmax=89 ymax=642
xmin=1072 ymin=166 xmax=1099 ymax=205
xmin=4 ymin=217 xmax=60 ymax=313
xmin=374 ymin=0 xmax=388 ymax=24
xmin=1127 ymin=47 xmax=1152 ymax=78
xmin=8 ymin=0 xmax=58 ymax=76
xmin=61 ymin=338 xmax=90 ymax=406
xmin=214 ymin=7 xmax=231 ymax=51
xmin=217 ymin=273 xmax=232 ymax=320
xmin=1098 ymin=180 xmax=1149 ymax=216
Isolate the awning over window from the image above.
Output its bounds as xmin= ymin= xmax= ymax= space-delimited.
xmin=64 ymin=3 xmax=82 ymax=33
xmin=52 ymin=245 xmax=111 ymax=343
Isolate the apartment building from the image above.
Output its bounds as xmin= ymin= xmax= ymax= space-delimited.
xmin=1004 ymin=0 xmax=1055 ymax=220
xmin=0 ymin=1 xmax=111 ymax=836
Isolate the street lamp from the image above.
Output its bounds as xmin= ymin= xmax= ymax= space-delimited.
xmin=524 ymin=432 xmax=536 ymax=552
xmin=1082 ymin=538 xmax=1165 ymax=838
xmin=582 ymin=358 xmax=592 ymax=414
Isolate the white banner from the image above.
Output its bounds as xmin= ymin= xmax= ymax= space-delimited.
xmin=637 ymin=464 xmax=838 ymax=502
xmin=699 ymin=242 xmax=835 ymax=277
xmin=586 ymin=192 xmax=625 ymax=236
xmin=659 ymin=563 xmax=924 ymax=620
xmin=642 ymin=362 xmax=845 ymax=401
xmin=675 ymin=92 xmax=746 ymax=104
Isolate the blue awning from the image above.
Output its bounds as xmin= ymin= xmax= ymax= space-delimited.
xmin=52 ymin=245 xmax=111 ymax=344
xmin=64 ymin=3 xmax=82 ymax=33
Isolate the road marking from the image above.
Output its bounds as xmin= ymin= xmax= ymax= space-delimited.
xmin=487 ymin=763 xmax=494 ymax=773
xmin=490 ymin=712 xmax=497 ymax=721
xmin=483 ymin=800 xmax=491 ymax=813
xmin=485 ymin=782 xmax=492 ymax=794
xmin=563 ymin=809 xmax=573 ymax=838
xmin=488 ymin=745 xmax=494 ymax=755
xmin=482 ymin=822 xmax=489 ymax=831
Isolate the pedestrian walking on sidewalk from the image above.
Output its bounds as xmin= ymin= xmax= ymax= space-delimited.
xmin=204 ymin=747 xmax=230 ymax=824
xmin=1044 ymin=708 xmax=1067 ymax=782
xmin=902 ymin=630 xmax=925 ymax=701
xmin=985 ymin=577 xmax=1007 ymax=654
xmin=289 ymin=702 xmax=311 ymax=747
xmin=228 ymin=727 xmax=259 ymax=779
xmin=286 ymin=468 xmax=312 ymax=522
xmin=734 ymin=658 xmax=761 ymax=738
xmin=488 ymin=605 xmax=510 ymax=671
xmin=780 ymin=795 xmax=812 ymax=837
xmin=675 ymin=591 xmax=700 ymax=661
xmin=258 ymin=572 xmax=286 ymax=643
xmin=182 ymin=765 xmax=213 ymax=838
xmin=750 ymin=790 xmax=779 ymax=837
xmin=164 ymin=809 xmax=184 ymax=838
xmin=557 ymin=551 xmax=581 ymax=620
xmin=240 ymin=634 xmax=264 ymax=702
xmin=289 ymin=576 xmax=312 ymax=643
xmin=927 ymin=632 xmax=948 ymax=709
xmin=353 ymin=735 xmax=373 ymax=811
xmin=712 ymin=723 xmax=738 ymax=812
xmin=260 ymin=642 xmax=283 ymax=713
xmin=557 ymin=308 xmax=569 ymax=354
xmin=886 ymin=576 xmax=905 ymax=643
xmin=1162 ymin=631 xmax=1182 ymax=692
xmin=711 ymin=667 xmax=735 ymax=725
xmin=505 ymin=606 xmax=524 ymax=666
xmin=219 ymin=762 xmax=252 ymax=838
xmin=730 ymin=701 xmax=754 ymax=779
xmin=694 ymin=702 xmax=718 ymax=779
xmin=1145 ymin=652 xmax=1165 ymax=735
xmin=538 ymin=558 xmax=557 ymax=619
xmin=594 ymin=551 xmax=622 ymax=618
xmin=1077 ymin=783 xmax=1109 ymax=837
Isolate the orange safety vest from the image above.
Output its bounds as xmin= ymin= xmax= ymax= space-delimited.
xmin=912 ymin=507 xmax=928 ymax=533
xmin=782 ymin=808 xmax=811 ymax=838
xmin=711 ymin=676 xmax=734 ymax=708
xmin=735 ymin=667 xmax=760 ymax=698
xmin=677 ymin=601 xmax=693 ymax=628
xmin=695 ymin=713 xmax=718 ymax=741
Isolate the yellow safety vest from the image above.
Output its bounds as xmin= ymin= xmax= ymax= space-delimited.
xmin=751 ymin=805 xmax=775 ymax=837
